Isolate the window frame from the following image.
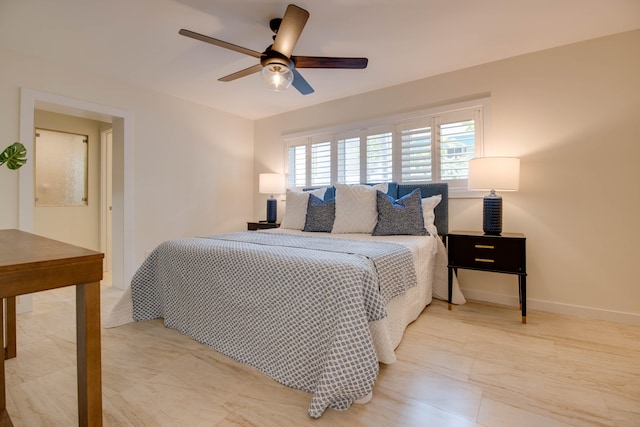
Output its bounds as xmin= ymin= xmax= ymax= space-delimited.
xmin=283 ymin=98 xmax=490 ymax=197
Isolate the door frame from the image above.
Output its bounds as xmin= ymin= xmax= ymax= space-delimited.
xmin=18 ymin=89 xmax=133 ymax=311
xmin=100 ymin=127 xmax=113 ymax=273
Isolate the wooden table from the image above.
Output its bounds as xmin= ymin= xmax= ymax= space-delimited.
xmin=0 ymin=229 xmax=104 ymax=426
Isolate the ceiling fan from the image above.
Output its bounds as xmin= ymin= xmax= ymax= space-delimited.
xmin=178 ymin=4 xmax=368 ymax=95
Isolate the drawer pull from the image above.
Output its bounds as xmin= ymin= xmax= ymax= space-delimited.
xmin=475 ymin=258 xmax=495 ymax=263
xmin=475 ymin=244 xmax=495 ymax=249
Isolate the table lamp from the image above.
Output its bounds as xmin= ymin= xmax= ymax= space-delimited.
xmin=259 ymin=173 xmax=285 ymax=223
xmin=468 ymin=157 xmax=520 ymax=235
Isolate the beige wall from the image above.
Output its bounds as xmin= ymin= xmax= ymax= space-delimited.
xmin=0 ymin=46 xmax=254 ymax=277
xmin=33 ymin=110 xmax=107 ymax=251
xmin=2 ymin=29 xmax=638 ymax=321
xmin=254 ymin=30 xmax=640 ymax=322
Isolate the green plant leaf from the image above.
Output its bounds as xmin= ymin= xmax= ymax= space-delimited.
xmin=0 ymin=142 xmax=27 ymax=170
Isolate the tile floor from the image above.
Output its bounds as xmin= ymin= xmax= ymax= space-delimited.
xmin=4 ymin=279 xmax=639 ymax=426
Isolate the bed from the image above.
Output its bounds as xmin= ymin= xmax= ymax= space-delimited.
xmin=120 ymin=182 xmax=465 ymax=418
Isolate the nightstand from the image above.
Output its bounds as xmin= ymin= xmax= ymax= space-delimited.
xmin=447 ymin=230 xmax=527 ymax=323
xmin=247 ymin=221 xmax=280 ymax=231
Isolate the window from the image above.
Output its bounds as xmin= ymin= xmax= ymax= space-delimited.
xmin=365 ymin=131 xmax=393 ymax=183
xmin=284 ymin=98 xmax=488 ymax=194
xmin=288 ymin=144 xmax=306 ymax=188
xmin=337 ymin=136 xmax=360 ymax=184
xmin=310 ymin=140 xmax=331 ymax=186
xmin=400 ymin=121 xmax=432 ymax=183
xmin=439 ymin=119 xmax=476 ymax=181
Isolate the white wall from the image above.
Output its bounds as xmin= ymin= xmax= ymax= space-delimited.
xmin=254 ymin=30 xmax=640 ymax=323
xmin=0 ymin=46 xmax=254 ymax=275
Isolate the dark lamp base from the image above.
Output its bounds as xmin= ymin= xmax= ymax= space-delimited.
xmin=483 ymin=193 xmax=502 ymax=235
xmin=266 ymin=198 xmax=277 ymax=223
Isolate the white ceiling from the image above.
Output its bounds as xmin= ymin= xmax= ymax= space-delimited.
xmin=2 ymin=0 xmax=639 ymax=120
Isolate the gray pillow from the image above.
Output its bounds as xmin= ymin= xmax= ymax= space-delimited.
xmin=303 ymin=194 xmax=335 ymax=232
xmin=372 ymin=189 xmax=428 ymax=236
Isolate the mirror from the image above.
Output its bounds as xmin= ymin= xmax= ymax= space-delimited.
xmin=35 ymin=128 xmax=88 ymax=206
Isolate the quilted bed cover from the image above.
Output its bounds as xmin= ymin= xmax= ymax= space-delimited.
xmin=130 ymin=230 xmax=462 ymax=418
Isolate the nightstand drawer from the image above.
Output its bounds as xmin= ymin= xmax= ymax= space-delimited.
xmin=448 ymin=234 xmax=525 ymax=274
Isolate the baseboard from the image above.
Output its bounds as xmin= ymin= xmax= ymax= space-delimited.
xmin=461 ymin=288 xmax=640 ymax=326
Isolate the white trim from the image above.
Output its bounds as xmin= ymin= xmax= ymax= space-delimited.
xmin=282 ymin=97 xmax=491 ymax=196
xmin=100 ymin=127 xmax=113 ymax=272
xmin=461 ymin=288 xmax=640 ymax=326
xmin=18 ymin=88 xmax=134 ymax=300
xmin=283 ymin=97 xmax=491 ymax=141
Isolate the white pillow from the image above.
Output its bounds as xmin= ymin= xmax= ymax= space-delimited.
xmin=280 ymin=188 xmax=326 ymax=230
xmin=332 ymin=183 xmax=388 ymax=234
xmin=422 ymin=194 xmax=442 ymax=227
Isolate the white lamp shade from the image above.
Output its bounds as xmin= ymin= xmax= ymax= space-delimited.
xmin=468 ymin=157 xmax=520 ymax=191
xmin=259 ymin=173 xmax=285 ymax=195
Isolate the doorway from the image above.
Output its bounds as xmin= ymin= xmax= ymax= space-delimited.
xmin=18 ymin=89 xmax=133 ymax=313
xmin=32 ymin=112 xmax=106 ymax=253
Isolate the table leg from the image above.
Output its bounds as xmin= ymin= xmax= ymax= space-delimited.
xmin=0 ymin=299 xmax=5 ymax=412
xmin=520 ymin=275 xmax=527 ymax=324
xmin=76 ymin=282 xmax=102 ymax=427
xmin=518 ymin=282 xmax=522 ymax=310
xmin=4 ymin=297 xmax=16 ymax=360
xmin=0 ymin=299 xmax=11 ymax=425
xmin=447 ymin=267 xmax=453 ymax=310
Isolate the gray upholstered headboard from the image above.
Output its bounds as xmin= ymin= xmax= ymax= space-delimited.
xmin=303 ymin=182 xmax=449 ymax=236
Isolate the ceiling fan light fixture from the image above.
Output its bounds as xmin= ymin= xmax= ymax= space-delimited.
xmin=179 ymin=4 xmax=367 ymax=96
xmin=260 ymin=63 xmax=294 ymax=91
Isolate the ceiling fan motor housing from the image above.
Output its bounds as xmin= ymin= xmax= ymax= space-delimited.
xmin=179 ymin=4 xmax=366 ymax=95
xmin=260 ymin=50 xmax=294 ymax=70
xmin=269 ymin=18 xmax=283 ymax=34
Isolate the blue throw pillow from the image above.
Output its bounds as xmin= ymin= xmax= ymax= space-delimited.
xmin=372 ymin=188 xmax=428 ymax=236
xmin=303 ymin=194 xmax=335 ymax=232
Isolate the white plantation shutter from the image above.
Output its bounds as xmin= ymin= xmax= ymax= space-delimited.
xmin=284 ymin=98 xmax=487 ymax=193
xmin=310 ymin=140 xmax=331 ymax=186
xmin=366 ymin=131 xmax=393 ymax=183
xmin=400 ymin=120 xmax=432 ymax=183
xmin=287 ymin=144 xmax=306 ymax=188
xmin=337 ymin=136 xmax=360 ymax=184
xmin=439 ymin=119 xmax=475 ymax=181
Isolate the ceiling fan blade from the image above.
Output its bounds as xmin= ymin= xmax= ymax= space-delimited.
xmin=218 ymin=64 xmax=263 ymax=82
xmin=293 ymin=56 xmax=368 ymax=69
xmin=179 ymin=29 xmax=262 ymax=59
xmin=292 ymin=69 xmax=314 ymax=95
xmin=271 ymin=4 xmax=309 ymax=58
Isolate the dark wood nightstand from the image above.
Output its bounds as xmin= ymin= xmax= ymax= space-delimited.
xmin=447 ymin=230 xmax=527 ymax=323
xmin=247 ymin=222 xmax=280 ymax=231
